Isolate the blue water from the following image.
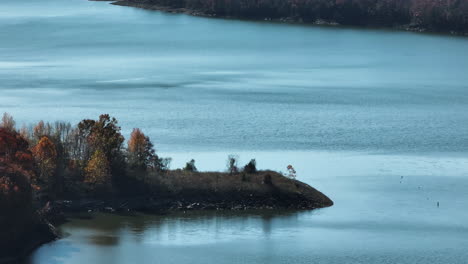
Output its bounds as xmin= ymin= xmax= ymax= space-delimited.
xmin=1 ymin=0 xmax=468 ymax=263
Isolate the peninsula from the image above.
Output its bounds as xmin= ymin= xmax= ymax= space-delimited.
xmin=0 ymin=113 xmax=332 ymax=262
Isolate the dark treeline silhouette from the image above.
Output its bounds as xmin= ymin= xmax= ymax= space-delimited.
xmin=116 ymin=0 xmax=468 ymax=34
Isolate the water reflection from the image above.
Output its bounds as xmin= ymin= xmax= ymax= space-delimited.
xmin=24 ymin=168 xmax=468 ymax=264
xmin=77 ymin=210 xmax=303 ymax=245
xmin=88 ymin=235 xmax=120 ymax=246
xmin=25 ymin=210 xmax=305 ymax=264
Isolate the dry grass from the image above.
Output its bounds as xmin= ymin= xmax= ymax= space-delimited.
xmin=141 ymin=170 xmax=333 ymax=209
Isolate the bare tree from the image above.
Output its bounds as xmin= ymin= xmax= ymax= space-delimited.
xmin=0 ymin=113 xmax=16 ymax=132
xmin=226 ymin=154 xmax=239 ymax=174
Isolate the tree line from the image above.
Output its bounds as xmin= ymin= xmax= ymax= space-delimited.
xmin=1 ymin=113 xmax=172 ymax=199
xmin=128 ymin=0 xmax=468 ymax=33
xmin=0 ymin=113 xmax=263 ymax=201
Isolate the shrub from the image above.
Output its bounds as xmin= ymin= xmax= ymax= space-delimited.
xmin=286 ymin=165 xmax=297 ymax=179
xmin=156 ymin=157 xmax=172 ymax=172
xmin=243 ymin=159 xmax=257 ymax=174
xmin=184 ymin=159 xmax=197 ymax=172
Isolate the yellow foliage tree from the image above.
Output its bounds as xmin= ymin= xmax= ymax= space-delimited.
xmin=84 ymin=149 xmax=112 ymax=191
xmin=31 ymin=136 xmax=57 ymax=186
xmin=128 ymin=128 xmax=146 ymax=156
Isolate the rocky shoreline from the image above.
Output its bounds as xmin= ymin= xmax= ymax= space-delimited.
xmin=44 ymin=178 xmax=333 ymax=222
xmin=109 ymin=0 xmax=468 ymax=36
xmin=48 ymin=191 xmax=332 ymax=219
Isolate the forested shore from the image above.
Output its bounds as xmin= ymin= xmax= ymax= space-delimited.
xmin=112 ymin=0 xmax=468 ymax=35
xmin=0 ymin=113 xmax=332 ymax=262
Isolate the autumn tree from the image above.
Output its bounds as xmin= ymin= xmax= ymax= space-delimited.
xmin=19 ymin=125 xmax=30 ymax=140
xmin=0 ymin=113 xmax=16 ymax=132
xmin=0 ymin=127 xmax=35 ymax=222
xmin=0 ymin=128 xmax=35 ymax=176
xmin=0 ymin=128 xmax=36 ymax=252
xmin=31 ymin=136 xmax=57 ymax=191
xmin=128 ymin=128 xmax=157 ymax=171
xmin=85 ymin=115 xmax=124 ymax=157
xmin=33 ymin=121 xmax=52 ymax=142
xmin=77 ymin=114 xmax=125 ymax=181
xmin=84 ymin=149 xmax=112 ymax=193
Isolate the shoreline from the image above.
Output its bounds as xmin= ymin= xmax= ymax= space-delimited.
xmin=47 ymin=170 xmax=334 ymax=217
xmin=109 ymin=0 xmax=468 ymax=37
xmin=0 ymin=217 xmax=57 ymax=264
xmin=0 ymin=114 xmax=332 ymax=263
xmin=16 ymin=170 xmax=332 ymax=262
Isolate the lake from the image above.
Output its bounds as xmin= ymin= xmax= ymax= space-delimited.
xmin=1 ymin=0 xmax=468 ymax=263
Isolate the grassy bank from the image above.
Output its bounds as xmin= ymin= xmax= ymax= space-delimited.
xmin=50 ymin=170 xmax=333 ymax=218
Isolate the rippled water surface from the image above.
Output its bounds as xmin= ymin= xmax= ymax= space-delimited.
xmin=1 ymin=0 xmax=468 ymax=263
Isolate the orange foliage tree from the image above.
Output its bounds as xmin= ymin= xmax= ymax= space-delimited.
xmin=31 ymin=136 xmax=57 ymax=187
xmin=127 ymin=128 xmax=157 ymax=170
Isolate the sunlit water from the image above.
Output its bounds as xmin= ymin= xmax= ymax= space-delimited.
xmin=1 ymin=0 xmax=468 ymax=263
